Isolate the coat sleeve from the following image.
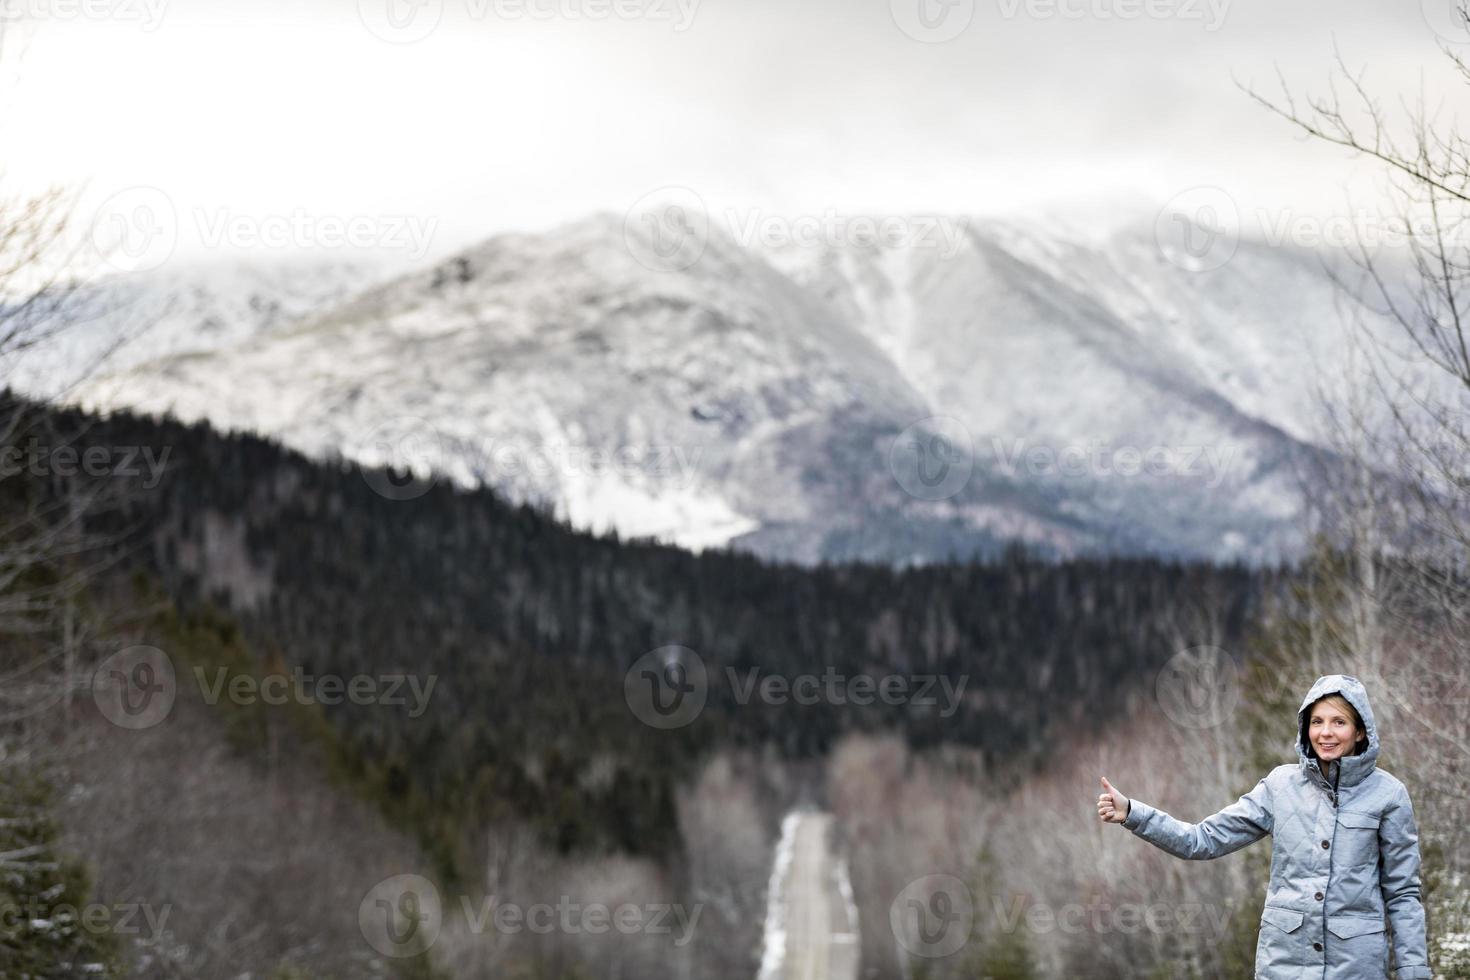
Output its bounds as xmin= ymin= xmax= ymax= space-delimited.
xmin=1121 ymin=776 xmax=1273 ymax=860
xmin=1379 ymin=791 xmax=1432 ymax=979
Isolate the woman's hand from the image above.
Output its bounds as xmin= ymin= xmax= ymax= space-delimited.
xmin=1098 ymin=776 xmax=1130 ymax=824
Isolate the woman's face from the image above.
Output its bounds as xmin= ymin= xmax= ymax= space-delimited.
xmin=1308 ymin=700 xmax=1364 ymax=762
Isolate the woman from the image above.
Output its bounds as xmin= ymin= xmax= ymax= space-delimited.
xmin=1097 ymin=673 xmax=1431 ymax=978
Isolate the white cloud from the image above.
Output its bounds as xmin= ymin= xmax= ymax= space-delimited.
xmin=1 ymin=0 xmax=1463 ymax=263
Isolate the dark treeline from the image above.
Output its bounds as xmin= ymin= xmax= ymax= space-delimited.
xmin=19 ymin=395 xmax=1289 ymax=881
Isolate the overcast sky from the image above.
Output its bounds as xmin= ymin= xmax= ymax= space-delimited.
xmin=4 ymin=0 xmax=1468 ymax=265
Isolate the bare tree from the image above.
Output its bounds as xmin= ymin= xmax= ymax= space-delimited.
xmin=1242 ymin=22 xmax=1470 ymax=970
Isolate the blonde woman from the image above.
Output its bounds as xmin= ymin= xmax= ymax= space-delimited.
xmin=1098 ymin=674 xmax=1430 ymax=978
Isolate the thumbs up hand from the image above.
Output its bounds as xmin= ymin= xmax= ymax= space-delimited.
xmin=1098 ymin=776 xmax=1130 ymax=824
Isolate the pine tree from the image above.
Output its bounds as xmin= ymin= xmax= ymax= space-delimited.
xmin=0 ymin=769 xmax=121 ymax=978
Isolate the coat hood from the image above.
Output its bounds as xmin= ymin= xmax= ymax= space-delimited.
xmin=1296 ymin=674 xmax=1380 ymax=788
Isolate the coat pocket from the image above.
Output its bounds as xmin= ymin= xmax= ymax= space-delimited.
xmin=1327 ymin=913 xmax=1389 ymax=976
xmin=1257 ymin=906 xmax=1305 ymax=973
xmin=1260 ymin=905 xmax=1305 ymax=933
xmin=1335 ymin=809 xmax=1381 ymax=867
xmin=1326 ymin=914 xmax=1384 ymax=939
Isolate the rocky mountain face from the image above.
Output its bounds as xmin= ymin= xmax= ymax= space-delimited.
xmin=44 ymin=211 xmax=1387 ymax=566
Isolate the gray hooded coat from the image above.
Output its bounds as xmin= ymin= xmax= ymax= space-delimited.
xmin=1121 ymin=674 xmax=1431 ymax=978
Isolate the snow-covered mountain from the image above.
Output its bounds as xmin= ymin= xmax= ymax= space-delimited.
xmin=756 ymin=217 xmax=1386 ymax=561
xmin=49 ymin=211 xmax=1393 ymax=566
xmin=2 ymin=258 xmax=378 ymax=401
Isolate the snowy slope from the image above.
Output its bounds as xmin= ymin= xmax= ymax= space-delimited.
xmin=759 ymin=217 xmax=1400 ymax=561
xmin=2 ymin=258 xmax=377 ymax=401
xmin=55 ymin=210 xmax=1402 ymax=565
xmin=69 ymin=214 xmax=975 ymax=557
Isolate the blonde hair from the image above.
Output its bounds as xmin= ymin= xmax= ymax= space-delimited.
xmin=1307 ymin=694 xmax=1367 ymax=756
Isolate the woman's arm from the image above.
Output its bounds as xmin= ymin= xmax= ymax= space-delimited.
xmin=1379 ymin=791 xmax=1432 ymax=979
xmin=1116 ymin=776 xmax=1273 ymax=860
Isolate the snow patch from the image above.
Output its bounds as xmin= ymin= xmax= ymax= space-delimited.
xmin=756 ymin=811 xmax=803 ymax=980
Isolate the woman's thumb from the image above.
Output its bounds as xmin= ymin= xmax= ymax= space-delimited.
xmin=1101 ymin=776 xmax=1114 ymax=794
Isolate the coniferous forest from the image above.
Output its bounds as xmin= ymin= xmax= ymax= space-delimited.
xmin=19 ymin=395 xmax=1284 ymax=886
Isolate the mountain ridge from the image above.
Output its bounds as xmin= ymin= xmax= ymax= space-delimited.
xmin=51 ymin=208 xmax=1386 ymax=565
